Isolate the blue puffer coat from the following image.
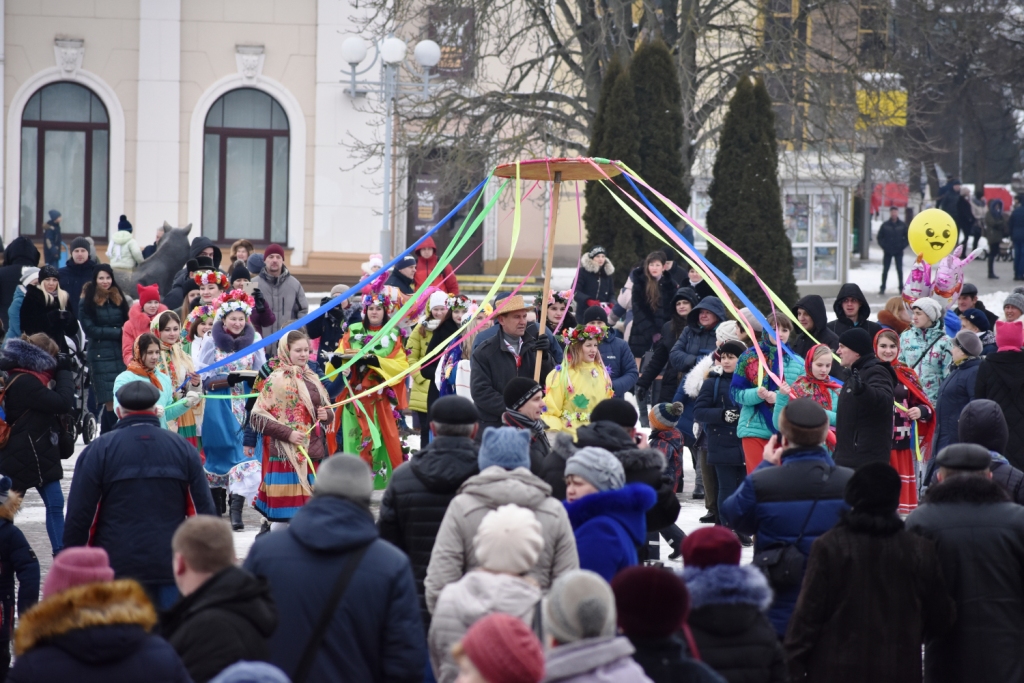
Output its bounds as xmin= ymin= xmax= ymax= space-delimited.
xmin=564 ymin=483 xmax=657 ymax=582
xmin=599 ymin=334 xmax=638 ymax=397
xmin=692 ymin=371 xmax=744 ymax=466
xmin=931 ymin=356 xmax=980 ymax=453
xmin=669 ymin=297 xmax=726 ymax=376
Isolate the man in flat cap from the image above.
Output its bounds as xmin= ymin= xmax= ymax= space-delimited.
xmin=64 ymin=381 xmax=216 ymax=609
xmin=906 ymin=443 xmax=1024 ymax=683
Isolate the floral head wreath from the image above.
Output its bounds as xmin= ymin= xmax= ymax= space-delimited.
xmin=447 ymin=294 xmax=471 ymax=310
xmin=186 ymin=304 xmax=216 ymax=327
xmin=548 ymin=290 xmax=573 ymax=307
xmin=193 ymin=269 xmax=230 ymax=289
xmin=213 ymin=289 xmax=254 ymax=322
xmin=362 ymin=291 xmax=393 ymax=312
xmin=561 ymin=322 xmax=607 ymax=345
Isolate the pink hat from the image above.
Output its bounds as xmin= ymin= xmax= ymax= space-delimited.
xmin=43 ymin=547 xmax=115 ymax=599
xmin=995 ymin=320 xmax=1024 ymax=352
xmin=461 ymin=613 xmax=545 ymax=683
xmin=263 ymin=244 xmax=285 ymax=260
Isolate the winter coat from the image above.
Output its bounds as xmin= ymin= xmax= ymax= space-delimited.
xmin=906 ymin=475 xmax=1024 ymax=683
xmin=898 ymin=321 xmax=952 ymax=406
xmin=0 ymin=238 xmax=39 ymax=329
xmin=20 ymin=286 xmax=78 ymax=353
xmin=574 ymin=252 xmax=616 ymax=311
xmin=599 ymin=334 xmax=638 ymax=397
xmin=79 ymin=288 xmax=130 ymax=404
xmin=614 ymin=447 xmax=681 ymax=534
xmin=0 ymin=495 xmax=39 ymax=643
xmin=693 ymin=371 xmax=745 ymax=466
xmin=122 ymin=301 xmax=168 ymax=365
xmin=8 ymin=580 xmax=191 ymax=683
xmin=833 ymin=355 xmax=896 ymax=469
xmin=1009 ymin=205 xmax=1024 ymax=242
xmin=107 ymin=230 xmax=144 ymax=270
xmin=625 ymin=266 xmax=676 ymax=359
xmin=63 ymin=413 xmax=216 ymax=585
xmin=649 ymin=427 xmax=686 ymax=492
xmin=719 ymin=447 xmax=853 ymax=636
xmin=564 ymin=483 xmax=656 ymax=582
xmin=732 ymin=352 xmax=803 ymax=440
xmin=975 ymin=350 xmax=1024 ymax=471
xmin=378 ymin=435 xmax=479 ymax=627
xmin=57 ymin=259 xmax=96 ymax=319
xmin=429 ymin=571 xmax=541 ymax=683
xmin=162 ymin=237 xmax=224 ymax=310
xmin=986 ymin=211 xmax=1009 ymax=246
xmin=684 ymin=564 xmax=787 ymax=683
xmin=790 ymin=295 xmax=842 ymax=376
xmin=628 ymin=635 xmax=727 ymax=683
xmin=159 ymin=566 xmax=277 ymax=683
xmin=256 ymin=266 xmax=307 ymax=336
xmin=639 ymin=319 xmax=684 ymax=404
xmin=991 ymin=457 xmax=1024 ymax=504
xmin=385 ymin=269 xmax=417 ymax=296
xmin=826 ymin=284 xmax=882 ymax=340
xmin=502 ymin=410 xmax=550 ymax=475
xmin=113 ymin=369 xmax=192 ymax=430
xmin=541 ymin=432 xmax=577 ymax=500
xmin=785 ymin=512 xmax=956 ymax=683
xmin=306 ymin=306 xmax=347 ymax=373
xmin=413 ymin=237 xmax=459 ymax=295
xmin=543 ymin=636 xmax=653 ymax=683
xmin=407 ymin=323 xmax=434 ymax=414
xmin=470 ymin=327 xmax=554 ymax=429
xmin=423 ymin=466 xmax=579 ymax=612
xmin=4 ymin=287 xmax=25 ymax=341
xmin=243 ymin=495 xmax=426 ymax=683
xmin=0 ymin=339 xmax=74 ymax=492
xmin=670 ymin=297 xmax=726 ymax=379
xmin=877 ymin=218 xmax=909 ymax=254
xmin=931 ymin=357 xmax=980 ymax=453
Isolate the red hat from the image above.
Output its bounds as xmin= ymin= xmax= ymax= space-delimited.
xmin=43 ymin=547 xmax=115 ymax=599
xmin=461 ymin=613 xmax=544 ymax=683
xmin=136 ymin=282 xmax=161 ymax=306
xmin=263 ymin=244 xmax=285 ymax=260
xmin=995 ymin=319 xmax=1024 ymax=352
xmin=681 ymin=526 xmax=742 ymax=569
xmin=611 ymin=566 xmax=690 ymax=639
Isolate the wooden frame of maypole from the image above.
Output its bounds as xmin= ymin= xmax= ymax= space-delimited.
xmin=493 ymin=158 xmax=623 ymax=381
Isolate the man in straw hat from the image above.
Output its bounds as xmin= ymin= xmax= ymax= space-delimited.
xmin=470 ymin=294 xmax=554 ymax=430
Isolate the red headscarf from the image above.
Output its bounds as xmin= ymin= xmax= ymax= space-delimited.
xmin=789 ymin=344 xmax=841 ymax=411
xmin=873 ymin=329 xmax=935 ymax=456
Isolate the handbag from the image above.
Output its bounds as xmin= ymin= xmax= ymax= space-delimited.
xmin=56 ymin=414 xmax=76 ymax=460
xmin=0 ymin=376 xmax=22 ymax=449
xmin=752 ymin=466 xmax=831 ymax=591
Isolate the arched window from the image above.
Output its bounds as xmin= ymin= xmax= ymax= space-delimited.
xmin=202 ymin=88 xmax=289 ymax=244
xmin=20 ymin=82 xmax=109 ymax=237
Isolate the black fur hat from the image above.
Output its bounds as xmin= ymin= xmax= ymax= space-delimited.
xmin=844 ymin=462 xmax=901 ymax=515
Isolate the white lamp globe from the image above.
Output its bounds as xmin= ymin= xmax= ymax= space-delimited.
xmin=414 ymin=40 xmax=442 ymax=68
xmin=380 ymin=36 xmax=408 ymax=65
xmin=341 ymin=36 xmax=368 ymax=66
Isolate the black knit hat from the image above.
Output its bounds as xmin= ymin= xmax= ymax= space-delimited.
xmin=590 ymin=398 xmax=638 ymax=429
xmin=844 ymin=462 xmax=901 ymax=515
xmin=38 ymin=264 xmax=59 ymax=282
xmin=229 ymin=260 xmax=251 ymax=284
xmin=838 ymin=327 xmax=873 ymax=356
xmin=719 ymin=340 xmax=747 ymax=358
xmin=69 ymin=237 xmax=91 ymax=253
xmin=429 ymin=395 xmax=479 ymax=425
xmin=583 ymin=306 xmax=608 ymax=324
xmin=503 ymin=378 xmax=544 ymax=411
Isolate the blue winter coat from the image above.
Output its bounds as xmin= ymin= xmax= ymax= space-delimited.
xmin=932 ymin=357 xmax=981 ymax=453
xmin=692 ymin=371 xmax=744 ymax=466
xmin=719 ymin=447 xmax=853 ymax=636
xmin=599 ymin=334 xmax=638 ymax=397
xmin=0 ymin=507 xmax=39 ymax=642
xmin=669 ymin=297 xmax=726 ymax=376
xmin=1009 ymin=205 xmax=1024 ymax=241
xmin=4 ymin=287 xmax=24 ymax=340
xmin=243 ymin=494 xmax=426 ymax=683
xmin=564 ymin=483 xmax=657 ymax=582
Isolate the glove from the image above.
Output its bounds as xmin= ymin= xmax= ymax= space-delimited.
xmin=184 ymin=391 xmax=201 ymax=408
xmin=155 ymin=405 xmax=165 ymax=418
xmin=849 ymin=369 xmax=865 ymax=395
xmin=723 ymin=409 xmax=740 ymax=424
xmin=525 ymin=335 xmax=551 ymax=354
xmin=320 ymin=296 xmax=331 ymax=307
xmin=252 ymin=287 xmax=266 ymax=312
xmin=634 ymin=385 xmax=649 ymax=404
xmin=363 ymin=355 xmax=380 ymax=368
xmin=56 ymin=353 xmax=73 ymax=372
xmin=329 ymin=354 xmax=345 ymax=369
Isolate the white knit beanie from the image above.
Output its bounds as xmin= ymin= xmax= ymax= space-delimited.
xmin=715 ymin=320 xmax=742 ymax=344
xmin=912 ymin=297 xmax=944 ymax=324
xmin=473 ymin=504 xmax=544 ymax=575
xmin=428 ymin=290 xmax=449 ymax=310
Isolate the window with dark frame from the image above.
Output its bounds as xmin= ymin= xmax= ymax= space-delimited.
xmin=201 ymin=88 xmax=289 ymax=245
xmin=20 ymin=82 xmax=109 ymax=239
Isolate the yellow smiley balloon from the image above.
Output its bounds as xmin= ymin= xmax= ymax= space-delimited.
xmin=907 ymin=208 xmax=958 ymax=264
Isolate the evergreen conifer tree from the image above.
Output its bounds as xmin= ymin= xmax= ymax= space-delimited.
xmin=705 ymin=77 xmax=797 ymax=313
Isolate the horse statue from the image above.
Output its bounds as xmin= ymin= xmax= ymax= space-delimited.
xmin=128 ymin=222 xmax=193 ymax=297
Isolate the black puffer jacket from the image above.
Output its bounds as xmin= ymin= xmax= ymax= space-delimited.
xmin=79 ymin=284 xmax=130 ymax=404
xmin=574 ymin=252 xmax=616 ymax=312
xmin=377 ymin=435 xmax=479 ymax=627
xmin=833 ymin=354 xmax=896 ymax=469
xmin=470 ymin=328 xmax=553 ymax=429
xmin=637 ymin=288 xmax=700 ymax=402
xmin=790 ymin=295 xmax=841 ymax=363
xmin=57 ymin=260 xmax=96 ymax=319
xmin=0 ymin=238 xmax=39 ymax=329
xmin=0 ymin=339 xmax=74 ymax=492
xmin=670 ymin=297 xmax=726 ymax=377
xmin=20 ymin=286 xmax=78 ymax=353
xmin=628 ymin=266 xmax=676 ymax=359
xmin=826 ymin=284 xmax=881 ymax=340
xmin=684 ymin=564 xmax=787 ymax=683
xmin=974 ymin=350 xmax=1024 ymax=471
xmin=932 ymin=357 xmax=980 ymax=454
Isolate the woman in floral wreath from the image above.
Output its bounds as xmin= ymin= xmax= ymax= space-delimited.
xmin=251 ymin=330 xmax=333 ymax=524
xmin=328 ymin=291 xmax=409 ymax=489
xmin=542 ymin=322 xmax=614 ymax=435
xmin=150 ymin=310 xmax=204 ymax=454
xmin=184 ymin=304 xmax=215 ymax=359
xmin=197 ymin=289 xmax=266 ymax=519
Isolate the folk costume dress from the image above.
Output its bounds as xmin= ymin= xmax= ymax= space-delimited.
xmin=251 ymin=338 xmax=332 ymax=521
xmin=542 ymin=324 xmax=614 ymax=436
xmin=112 ymin=337 xmax=192 ymax=429
xmin=151 ymin=317 xmax=203 ymax=455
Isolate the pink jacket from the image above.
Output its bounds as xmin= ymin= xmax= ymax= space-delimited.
xmin=121 ymin=302 xmax=168 ymax=364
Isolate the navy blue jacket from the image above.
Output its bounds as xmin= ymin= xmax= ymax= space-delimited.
xmin=57 ymin=259 xmax=96 ymax=319
xmin=599 ymin=334 xmax=638 ymax=397
xmin=0 ymin=512 xmax=38 ymax=642
xmin=719 ymin=448 xmax=853 ymax=636
xmin=669 ymin=297 xmax=726 ymax=376
xmin=932 ymin=357 xmax=980 ymax=454
xmin=564 ymin=483 xmax=656 ymax=582
xmin=63 ymin=413 xmax=216 ymax=585
xmin=243 ymin=495 xmax=425 ymax=683
xmin=692 ymin=372 xmax=743 ymax=466
xmin=1010 ymin=205 xmax=1024 ymax=241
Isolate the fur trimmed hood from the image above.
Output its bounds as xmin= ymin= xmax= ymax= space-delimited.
xmin=15 ymin=580 xmax=156 ymax=656
xmin=683 ymin=564 xmax=773 ymax=612
xmin=565 ymin=482 xmax=657 ymax=545
xmin=581 ymin=252 xmax=614 ymax=275
xmin=0 ymin=338 xmax=57 ymax=373
xmin=684 ymin=353 xmax=717 ymax=399
xmin=0 ymin=491 xmax=23 ymax=522
xmin=615 ymin=447 xmax=666 ymax=474
xmin=923 ymin=474 xmax=1011 ymax=505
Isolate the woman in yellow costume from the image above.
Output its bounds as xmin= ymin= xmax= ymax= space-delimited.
xmin=543 ymin=322 xmax=613 ymax=435
xmin=328 ymin=289 xmax=409 ymax=489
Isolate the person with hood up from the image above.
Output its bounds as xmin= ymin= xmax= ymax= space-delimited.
xmin=413 ymin=237 xmax=459 ymax=295
xmin=833 ymin=328 xmax=896 ymax=469
xmin=502 ymin=378 xmax=550 ymax=474
xmin=955 ymin=399 xmax=1024 ymax=503
xmin=0 ymin=476 xmax=39 ymax=679
xmin=42 ymin=210 xmax=62 ymax=266
xmin=242 ymin=455 xmax=426 ymax=683
xmin=378 ymin=396 xmax=481 ymax=628
xmin=21 ymin=265 xmax=78 ymax=353
xmin=8 ymin=547 xmax=192 ymax=683
xmin=906 ymin=443 xmax=1024 ymax=683
xmin=0 ymin=237 xmax=39 ymax=329
xmin=826 ymin=283 xmax=882 ymax=339
xmin=386 ymin=254 xmax=419 ymax=296
xmin=256 ymin=244 xmax=307 ymax=336
xmin=958 ymin=308 xmax=996 ymax=355
xmin=429 ymin=504 xmax=545 ymax=683
xmin=424 ymin=427 xmax=578 ymax=612
xmin=898 ymin=297 xmax=952 ymax=406
xmin=682 ymin=527 xmax=787 ymax=683
xmin=57 ymin=237 xmax=96 ymax=318
xmin=449 ymin=612 xmax=545 ymax=683
xmin=611 ymin=566 xmax=726 ymax=683
xmin=122 ymin=283 xmax=169 ymax=364
xmin=668 ymin=295 xmax=727 ymax=396
xmin=107 ymin=215 xmax=144 ymax=285
xmin=541 ymin=569 xmax=653 ymax=683
xmin=985 ymin=197 xmax=1008 ymax=279
xmin=789 ymin=294 xmax=841 ymax=369
xmin=575 ymin=246 xmax=615 ymax=312
xmin=784 ymin=463 xmax=956 ymax=683
xmin=635 ymin=286 xmax=700 ymax=408
xmin=562 ymin=447 xmax=656 ymax=581
xmin=974 ymin=319 xmax=1024 ymax=470
xmin=162 ymin=236 xmax=223 ymax=310
xmin=932 ymin=330 xmax=982 ymax=454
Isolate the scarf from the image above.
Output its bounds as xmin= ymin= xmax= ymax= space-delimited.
xmin=250 ymin=338 xmax=331 ymax=495
xmin=127 ymin=336 xmax=163 ymax=391
xmin=789 ymin=344 xmax=841 ymax=411
xmin=874 ymin=331 xmax=936 ymax=456
xmin=503 ymin=409 xmax=550 ymax=450
xmin=150 ymin=318 xmax=194 ymax=387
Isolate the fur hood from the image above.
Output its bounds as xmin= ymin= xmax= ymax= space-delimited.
xmin=683 ymin=564 xmax=773 ymax=611
xmin=15 ymin=580 xmax=157 ymax=656
xmin=615 ymin=447 xmax=666 ymax=474
xmin=684 ymin=353 xmax=717 ymax=399
xmin=581 ymin=252 xmax=614 ymax=275
xmin=549 ymin=432 xmax=578 ymax=464
xmin=0 ymin=338 xmax=57 ymax=373
xmin=565 ymin=482 xmax=657 ymax=545
xmin=923 ymin=474 xmax=1011 ymax=505
xmin=212 ymin=319 xmax=257 ymax=353
xmin=0 ymin=491 xmax=23 ymax=522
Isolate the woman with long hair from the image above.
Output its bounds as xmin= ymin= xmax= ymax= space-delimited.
xmin=542 ymin=322 xmax=614 ymax=435
xmin=544 ymin=290 xmax=576 ymax=363
xmin=774 ymin=344 xmax=841 ymax=445
xmin=79 ymin=264 xmax=130 ymax=433
xmin=875 ymin=328 xmax=934 ymax=513
xmin=615 ymin=252 xmax=676 ymax=364
xmin=183 ymin=304 xmax=215 ymax=358
xmin=251 ymin=330 xmax=332 ymax=524
xmin=150 ymin=311 xmax=204 ymax=453
xmin=113 ymin=333 xmax=199 ymax=429
xmin=408 ymin=289 xmax=449 ymax=444
xmin=20 ymin=265 xmax=78 ymax=353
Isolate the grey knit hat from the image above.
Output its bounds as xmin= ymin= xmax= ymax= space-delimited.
xmin=543 ymin=570 xmax=617 ymax=644
xmin=1004 ymin=287 xmax=1024 ymax=315
xmin=954 ymin=329 xmax=983 ymax=357
xmin=564 ymin=447 xmax=625 ymax=492
xmin=314 ymin=454 xmax=373 ymax=506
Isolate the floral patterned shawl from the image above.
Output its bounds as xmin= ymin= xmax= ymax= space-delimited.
xmin=789 ymin=344 xmax=841 ymax=410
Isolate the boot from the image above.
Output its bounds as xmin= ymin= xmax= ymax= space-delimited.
xmin=211 ymin=488 xmax=227 ymax=516
xmin=229 ymin=494 xmax=245 ymax=531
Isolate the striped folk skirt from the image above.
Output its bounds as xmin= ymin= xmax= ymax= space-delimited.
xmin=254 ymin=436 xmax=317 ymax=522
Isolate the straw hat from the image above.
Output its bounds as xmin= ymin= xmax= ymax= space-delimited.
xmin=495 ymin=294 xmax=531 ymax=315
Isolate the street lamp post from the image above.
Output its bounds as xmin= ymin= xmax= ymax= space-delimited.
xmin=341 ymin=34 xmax=443 ymax=260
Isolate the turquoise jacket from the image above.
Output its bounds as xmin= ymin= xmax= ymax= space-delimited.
xmin=734 ymin=352 xmax=803 ymax=439
xmin=772 ymin=381 xmax=840 ymax=431
xmin=112 ymin=369 xmax=190 ymax=429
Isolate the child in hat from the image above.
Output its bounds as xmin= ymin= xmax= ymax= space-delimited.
xmin=648 ymin=402 xmax=685 ymax=493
